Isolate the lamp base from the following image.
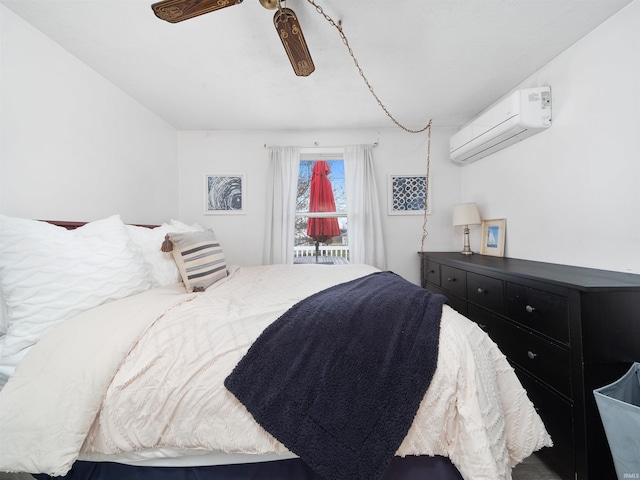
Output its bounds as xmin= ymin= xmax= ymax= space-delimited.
xmin=459 ymin=225 xmax=474 ymax=255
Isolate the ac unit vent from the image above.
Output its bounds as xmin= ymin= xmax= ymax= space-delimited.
xmin=450 ymin=87 xmax=551 ymax=164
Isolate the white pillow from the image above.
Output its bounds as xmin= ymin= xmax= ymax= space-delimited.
xmin=0 ymin=215 xmax=153 ymax=357
xmin=0 ymin=288 xmax=6 ymax=336
xmin=125 ymin=221 xmax=209 ymax=287
xmin=169 ymin=219 xmax=205 ymax=232
xmin=125 ymin=224 xmax=182 ymax=287
xmin=125 ymin=220 xmax=210 ymax=286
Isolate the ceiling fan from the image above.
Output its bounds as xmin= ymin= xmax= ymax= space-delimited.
xmin=151 ymin=0 xmax=315 ymax=76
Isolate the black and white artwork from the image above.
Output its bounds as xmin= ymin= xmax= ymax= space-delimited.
xmin=205 ymin=174 xmax=245 ymax=214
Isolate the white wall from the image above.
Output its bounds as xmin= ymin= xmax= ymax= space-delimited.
xmin=0 ymin=6 xmax=179 ymax=225
xmin=3 ymin=0 xmax=639 ymax=283
xmin=176 ymin=0 xmax=640 ymax=281
xmin=176 ymin=127 xmax=461 ymax=284
xmin=462 ymin=0 xmax=640 ymax=274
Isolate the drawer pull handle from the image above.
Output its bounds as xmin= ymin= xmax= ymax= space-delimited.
xmin=525 ymin=305 xmax=536 ymax=314
xmin=447 ymin=277 xmax=456 ymax=283
xmin=428 ymin=269 xmax=435 ymax=274
xmin=478 ymin=323 xmax=488 ymax=332
xmin=477 ymin=288 xmax=485 ymax=294
xmin=527 ymin=351 xmax=538 ymax=360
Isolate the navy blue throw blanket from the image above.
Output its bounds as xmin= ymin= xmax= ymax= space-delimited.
xmin=224 ymin=271 xmax=447 ymax=480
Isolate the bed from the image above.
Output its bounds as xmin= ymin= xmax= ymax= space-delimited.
xmin=0 ymin=214 xmax=552 ymax=480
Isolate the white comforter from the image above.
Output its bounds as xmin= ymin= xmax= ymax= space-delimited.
xmin=0 ymin=264 xmax=551 ymax=479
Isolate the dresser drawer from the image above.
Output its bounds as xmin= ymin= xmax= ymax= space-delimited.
xmin=506 ymin=283 xmax=570 ymax=344
xmin=423 ymin=259 xmax=441 ymax=287
xmin=427 ymin=284 xmax=467 ymax=316
xmin=515 ymin=367 xmax=575 ymax=476
xmin=440 ymin=265 xmax=466 ymax=298
xmin=467 ymin=272 xmax=504 ymax=313
xmin=468 ymin=305 xmax=572 ymax=398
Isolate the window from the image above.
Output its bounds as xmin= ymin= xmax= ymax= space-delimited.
xmin=294 ymin=155 xmax=349 ymax=263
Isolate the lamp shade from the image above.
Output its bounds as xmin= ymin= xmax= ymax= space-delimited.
xmin=453 ymin=202 xmax=481 ymax=226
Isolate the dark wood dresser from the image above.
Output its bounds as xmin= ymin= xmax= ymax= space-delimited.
xmin=419 ymin=252 xmax=640 ymax=480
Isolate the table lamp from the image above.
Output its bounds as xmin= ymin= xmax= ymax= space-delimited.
xmin=453 ymin=202 xmax=482 ymax=255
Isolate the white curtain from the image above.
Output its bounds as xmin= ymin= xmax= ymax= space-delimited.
xmin=344 ymin=145 xmax=387 ymax=269
xmin=262 ymin=146 xmax=300 ymax=265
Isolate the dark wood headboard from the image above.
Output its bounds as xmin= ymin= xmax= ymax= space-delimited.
xmin=44 ymin=220 xmax=158 ymax=230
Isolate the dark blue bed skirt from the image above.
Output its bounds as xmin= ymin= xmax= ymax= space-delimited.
xmin=33 ymin=455 xmax=463 ymax=480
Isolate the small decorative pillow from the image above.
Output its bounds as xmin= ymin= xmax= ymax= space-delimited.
xmin=0 ymin=215 xmax=152 ymax=357
xmin=162 ymin=230 xmax=227 ymax=293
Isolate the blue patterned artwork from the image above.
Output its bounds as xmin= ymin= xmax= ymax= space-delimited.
xmin=389 ymin=175 xmax=429 ymax=215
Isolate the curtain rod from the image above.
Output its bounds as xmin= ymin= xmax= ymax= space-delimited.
xmin=263 ymin=141 xmax=379 ymax=149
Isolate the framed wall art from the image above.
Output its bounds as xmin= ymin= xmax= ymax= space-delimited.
xmin=388 ymin=174 xmax=431 ymax=215
xmin=480 ymin=218 xmax=506 ymax=257
xmin=205 ymin=174 xmax=245 ymax=214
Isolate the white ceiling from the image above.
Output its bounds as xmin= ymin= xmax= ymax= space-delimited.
xmin=2 ymin=0 xmax=633 ymax=131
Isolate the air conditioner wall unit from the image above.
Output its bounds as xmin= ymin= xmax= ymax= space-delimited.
xmin=450 ymin=86 xmax=551 ymax=164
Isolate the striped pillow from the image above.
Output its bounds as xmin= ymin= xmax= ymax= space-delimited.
xmin=167 ymin=230 xmax=227 ymax=292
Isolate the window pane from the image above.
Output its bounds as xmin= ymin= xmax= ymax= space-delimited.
xmin=296 ymin=160 xmax=346 ymax=214
xmin=295 ymin=159 xmax=348 ymax=262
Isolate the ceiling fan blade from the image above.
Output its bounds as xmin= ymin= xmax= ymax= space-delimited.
xmin=151 ymin=0 xmax=243 ymax=23
xmin=273 ymin=7 xmax=315 ymax=77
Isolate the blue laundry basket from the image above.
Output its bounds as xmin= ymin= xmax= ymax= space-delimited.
xmin=594 ymin=362 xmax=640 ymax=480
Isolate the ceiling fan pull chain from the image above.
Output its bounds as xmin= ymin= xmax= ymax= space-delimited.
xmin=306 ymin=0 xmax=431 ymax=134
xmin=306 ymin=0 xmax=433 ymax=249
xmin=420 ymin=120 xmax=432 ymax=252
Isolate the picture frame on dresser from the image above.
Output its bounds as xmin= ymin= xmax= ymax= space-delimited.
xmin=205 ymin=174 xmax=245 ymax=214
xmin=480 ymin=218 xmax=506 ymax=257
